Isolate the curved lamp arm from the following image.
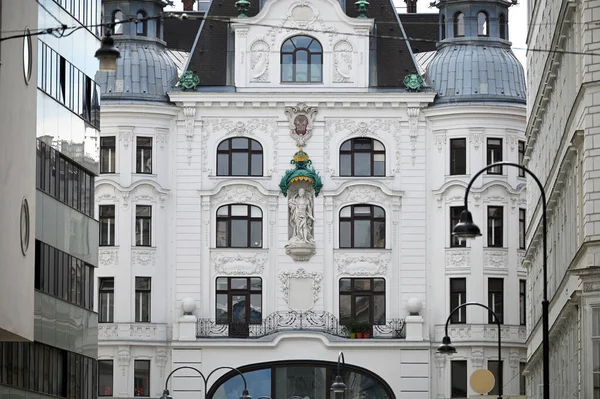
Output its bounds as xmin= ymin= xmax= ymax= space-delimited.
xmin=336 ymin=351 xmax=345 ymax=376
xmin=163 ymin=365 xmax=249 ymax=398
xmin=462 ymin=161 xmax=548 ymax=399
xmin=205 ymin=365 xmax=249 ymax=392
xmin=163 ymin=366 xmax=207 ymax=393
xmin=444 ymin=302 xmax=503 ymax=399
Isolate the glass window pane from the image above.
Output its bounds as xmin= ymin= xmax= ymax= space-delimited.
xmin=354 ymin=206 xmax=371 ymax=215
xmin=231 ymin=278 xmax=248 ymax=290
xmin=339 ymin=295 xmax=351 ymax=323
xmin=216 ymin=294 xmax=228 ymax=323
xmin=230 ymin=220 xmax=248 ymax=247
xmin=374 ymin=295 xmax=385 ymax=324
xmin=231 ymin=138 xmax=248 ymax=149
xmin=309 ymin=39 xmax=322 ymax=51
xmin=373 ymin=140 xmax=384 ymax=151
xmin=282 ymin=39 xmax=294 ymax=52
xmin=373 ymin=206 xmax=385 ymax=218
xmin=250 ymin=206 xmax=262 ymax=217
xmin=216 ymin=221 xmax=228 ymax=247
xmin=354 ymin=279 xmax=371 ymax=290
xmin=231 ymin=153 xmax=249 ymax=175
xmin=340 ymin=140 xmax=351 ymax=151
xmin=354 ymin=153 xmax=372 ymax=176
xmin=251 ymin=140 xmax=262 ymax=150
xmin=230 ymin=205 xmax=248 ymax=216
xmin=218 ymin=140 xmax=229 ymax=150
xmin=217 ymin=153 xmax=229 ymax=175
xmin=340 ymin=206 xmax=351 ymax=218
xmin=281 ymin=55 xmax=293 ymax=81
xmin=217 ymin=206 xmax=229 ymax=216
xmin=374 ymin=279 xmax=385 ymax=292
xmin=250 ymin=294 xmax=262 ymax=323
xmin=310 ymin=54 xmax=322 ymax=82
xmin=339 ymin=221 xmax=351 ymax=247
xmin=339 ymin=279 xmax=351 ymax=291
xmin=340 ymin=154 xmax=351 ymax=176
xmin=374 ymin=221 xmax=385 ymax=248
xmin=295 ymin=51 xmax=308 ymax=82
xmin=216 ymin=278 xmax=228 ymax=290
xmin=251 ymin=153 xmax=262 ymax=176
xmin=231 ymin=295 xmax=246 ymax=322
xmin=354 ymin=220 xmax=371 ymax=247
xmin=354 ymin=296 xmax=370 ymax=322
xmin=250 ymin=278 xmax=262 ymax=290
xmin=250 ymin=221 xmax=262 ymax=248
xmin=354 ymin=138 xmax=372 ymax=149
xmin=293 ymin=36 xmax=313 ymax=48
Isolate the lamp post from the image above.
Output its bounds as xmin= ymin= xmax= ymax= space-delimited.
xmin=452 ymin=161 xmax=549 ymax=399
xmin=160 ymin=366 xmax=251 ymax=399
xmin=330 ymin=351 xmax=347 ymax=398
xmin=438 ymin=302 xmax=503 ymax=399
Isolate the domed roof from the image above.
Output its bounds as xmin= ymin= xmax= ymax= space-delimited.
xmin=426 ymin=43 xmax=526 ymax=104
xmin=97 ymin=39 xmax=178 ymax=103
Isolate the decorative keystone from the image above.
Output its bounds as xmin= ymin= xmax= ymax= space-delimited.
xmin=178 ymin=71 xmax=200 ymax=91
xmin=235 ymin=0 xmax=251 ymax=17
xmin=355 ymin=0 xmax=370 ymax=18
xmin=403 ymin=73 xmax=424 ymax=91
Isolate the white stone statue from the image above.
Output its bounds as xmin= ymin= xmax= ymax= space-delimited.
xmin=288 ymin=188 xmax=314 ymax=244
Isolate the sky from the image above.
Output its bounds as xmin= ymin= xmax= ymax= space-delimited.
xmin=165 ymin=0 xmax=529 ymax=69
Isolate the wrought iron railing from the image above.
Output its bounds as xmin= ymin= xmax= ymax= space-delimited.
xmin=196 ymin=310 xmax=405 ymax=339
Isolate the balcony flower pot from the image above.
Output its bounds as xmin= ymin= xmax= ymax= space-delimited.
xmin=357 ymin=332 xmax=364 ymax=338
xmin=363 ymin=331 xmax=371 ymax=338
xmin=349 ymin=332 xmax=357 ymax=339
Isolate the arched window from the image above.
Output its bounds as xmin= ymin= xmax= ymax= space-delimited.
xmin=136 ymin=11 xmax=147 ymax=36
xmin=216 ymin=138 xmax=263 ymax=176
xmin=340 ymin=205 xmax=385 ymax=248
xmin=441 ymin=14 xmax=446 ymax=40
xmin=454 ymin=12 xmax=465 ymax=37
xmin=112 ymin=10 xmax=124 ymax=35
xmin=216 ymin=204 xmax=263 ymax=248
xmin=477 ymin=12 xmax=489 ymax=36
xmin=339 ymin=138 xmax=385 ymax=177
xmin=499 ymin=13 xmax=507 ymax=39
xmin=208 ymin=360 xmax=395 ymax=399
xmin=281 ymin=35 xmax=323 ymax=83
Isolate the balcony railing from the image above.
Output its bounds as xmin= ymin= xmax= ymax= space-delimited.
xmin=196 ymin=310 xmax=405 ymax=339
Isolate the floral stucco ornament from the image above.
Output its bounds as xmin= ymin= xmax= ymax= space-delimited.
xmin=178 ymin=71 xmax=200 ymax=91
xmin=403 ymin=73 xmax=424 ymax=92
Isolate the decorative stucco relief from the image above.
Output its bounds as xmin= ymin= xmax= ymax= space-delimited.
xmin=434 ymin=131 xmax=446 ymax=153
xmin=155 ymin=349 xmax=168 ymax=378
xmin=334 ymin=252 xmax=390 ymax=276
xmin=285 ymin=103 xmax=318 ymax=147
xmin=202 ymin=119 xmax=277 ymax=175
xmin=99 ymin=249 xmax=119 ymax=266
xmin=483 ymin=250 xmax=508 ymax=268
xmin=335 ymin=184 xmax=388 ymax=205
xmin=129 ymin=325 xmax=158 ymax=337
xmin=117 ymin=347 xmax=130 ymax=376
xmin=211 ymin=251 xmax=268 ymax=275
xmin=583 ymin=281 xmax=600 ymax=292
xmin=131 ymin=249 xmax=156 ymax=267
xmin=183 ymin=107 xmax=197 ymax=165
xmin=471 ymin=348 xmax=484 ymax=369
xmin=98 ymin=324 xmax=119 ymax=338
xmin=211 ymin=184 xmax=265 ymax=203
xmin=250 ymin=40 xmax=270 ymax=82
xmin=119 ymin=127 xmax=134 ymax=149
xmin=469 ymin=129 xmax=483 ymax=149
xmin=156 ymin=128 xmax=169 ymax=149
xmin=263 ymin=4 xmax=338 ymax=48
xmin=446 ymin=249 xmax=470 ymax=268
xmin=333 ymin=40 xmax=353 ymax=83
xmin=279 ymin=268 xmax=323 ymax=305
xmin=407 ymin=107 xmax=420 ymax=166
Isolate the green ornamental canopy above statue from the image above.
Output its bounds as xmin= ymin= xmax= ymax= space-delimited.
xmin=280 ymin=148 xmax=323 ymax=197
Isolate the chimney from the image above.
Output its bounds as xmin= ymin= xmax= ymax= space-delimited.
xmin=405 ymin=0 xmax=417 ymax=13
xmin=182 ymin=0 xmax=194 ymax=11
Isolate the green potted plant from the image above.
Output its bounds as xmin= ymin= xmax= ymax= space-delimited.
xmin=345 ymin=320 xmax=362 ymax=339
xmin=361 ymin=322 xmax=372 ymax=339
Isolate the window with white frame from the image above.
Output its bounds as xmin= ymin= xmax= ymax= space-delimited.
xmin=99 ymin=205 xmax=115 ymax=246
xmin=450 ymin=138 xmax=466 ymax=175
xmin=519 ymin=279 xmax=526 ymax=326
xmin=451 ymin=360 xmax=467 ymax=397
xmin=450 ymin=206 xmax=467 ymax=247
xmin=135 ymin=277 xmax=151 ymax=323
xmin=339 ymin=138 xmax=385 ymax=177
xmin=518 ymin=140 xmax=525 ymax=177
xmin=135 ymin=205 xmax=152 ymax=246
xmin=488 ymin=360 xmax=503 ymax=396
xmin=488 ymin=278 xmax=503 ymax=324
xmin=100 ymin=137 xmax=116 ymax=173
xmin=519 ymin=208 xmax=526 ymax=249
xmin=135 ymin=137 xmax=152 ymax=174
xmin=339 ymin=205 xmax=385 ymax=248
xmin=216 ymin=204 xmax=263 ymax=248
xmin=99 ymin=277 xmax=114 ymax=323
xmin=450 ymin=278 xmax=466 ymax=324
xmin=487 ymin=138 xmax=502 ymax=174
xmin=487 ymin=206 xmax=503 ymax=247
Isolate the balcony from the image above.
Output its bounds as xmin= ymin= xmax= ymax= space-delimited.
xmin=196 ymin=310 xmax=405 ymax=339
xmin=433 ymin=323 xmax=527 ymax=345
xmin=98 ymin=323 xmax=168 ymax=341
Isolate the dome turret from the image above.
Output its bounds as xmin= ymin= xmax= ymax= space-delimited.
xmin=97 ymin=0 xmax=178 ymax=102
xmin=425 ymin=0 xmax=526 ymax=104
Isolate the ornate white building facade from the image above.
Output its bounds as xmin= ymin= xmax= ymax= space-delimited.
xmin=524 ymin=0 xmax=600 ymax=398
xmin=94 ymin=0 xmax=528 ymax=398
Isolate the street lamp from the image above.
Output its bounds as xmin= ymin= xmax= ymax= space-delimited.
xmin=438 ymin=302 xmax=503 ymax=399
xmin=95 ymin=29 xmax=121 ymax=72
xmin=330 ymin=351 xmax=347 ymax=398
xmin=160 ymin=365 xmax=251 ymax=399
xmin=453 ymin=161 xmax=549 ymax=399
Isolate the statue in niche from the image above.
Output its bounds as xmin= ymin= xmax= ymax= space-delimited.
xmin=288 ymin=187 xmax=315 ymax=244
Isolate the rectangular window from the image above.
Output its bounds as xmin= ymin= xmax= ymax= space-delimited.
xmin=133 ymin=360 xmax=150 ymax=397
xmin=487 ymin=138 xmax=503 ymax=174
xmin=99 ymin=278 xmax=114 ymax=323
xmin=100 ymin=137 xmax=116 ymax=174
xmin=136 ymin=137 xmax=152 ymax=174
xmin=135 ymin=277 xmax=151 ymax=323
xmin=519 ymin=362 xmax=526 ymax=396
xmin=135 ymin=205 xmax=152 ymax=247
xmin=487 ymin=206 xmax=504 ymax=247
xmin=518 ymin=140 xmax=525 ymax=177
xmin=488 ymin=360 xmax=503 ymax=396
xmin=593 ymin=308 xmax=600 ymax=399
xmin=488 ymin=278 xmax=504 ymax=324
xmin=450 ymin=138 xmax=467 ymax=175
xmin=216 ymin=277 xmax=262 ymax=338
xmin=98 ymin=360 xmax=113 ymax=397
xmin=519 ymin=208 xmax=526 ymax=249
xmin=339 ymin=278 xmax=386 ymax=326
xmin=450 ymin=206 xmax=466 ymax=247
xmin=99 ymin=205 xmax=115 ymax=246
xmin=451 ymin=360 xmax=467 ymax=398
xmin=450 ymin=278 xmax=466 ymax=324
xmin=519 ymin=279 xmax=526 ymax=326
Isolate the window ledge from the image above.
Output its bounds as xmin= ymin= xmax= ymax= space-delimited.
xmin=208 ymin=175 xmax=273 ymax=180
xmin=133 ymin=173 xmax=157 ymax=178
xmin=330 ymin=176 xmax=395 ymax=181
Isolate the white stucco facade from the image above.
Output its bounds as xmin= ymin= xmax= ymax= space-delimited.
xmin=95 ymin=0 xmax=529 ymax=397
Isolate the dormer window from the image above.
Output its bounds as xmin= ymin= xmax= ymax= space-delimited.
xmin=477 ymin=12 xmax=489 ymax=36
xmin=454 ymin=12 xmax=465 ymax=37
xmin=281 ymin=36 xmax=323 ymax=83
xmin=113 ymin=10 xmax=124 ymax=35
xmin=136 ymin=11 xmax=147 ymax=36
xmin=499 ymin=13 xmax=507 ymax=39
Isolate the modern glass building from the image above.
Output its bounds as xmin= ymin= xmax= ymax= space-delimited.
xmin=0 ymin=1 xmax=100 ymax=397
